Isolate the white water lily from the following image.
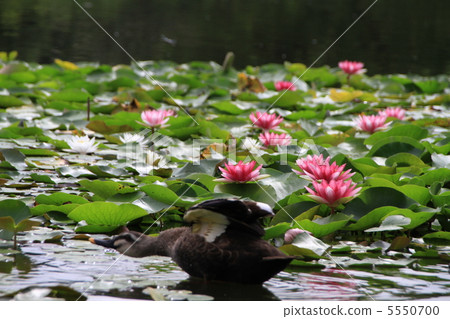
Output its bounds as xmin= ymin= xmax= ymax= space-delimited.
xmin=146 ymin=150 xmax=168 ymax=167
xmin=67 ymin=135 xmax=99 ymax=154
xmin=134 ymin=151 xmax=169 ymax=175
xmin=241 ymin=137 xmax=264 ymax=156
xmin=119 ymin=133 xmax=146 ymax=144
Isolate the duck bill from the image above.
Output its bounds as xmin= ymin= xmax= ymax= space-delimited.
xmin=89 ymin=237 xmax=116 ymax=248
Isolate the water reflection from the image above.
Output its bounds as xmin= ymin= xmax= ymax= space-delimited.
xmin=0 ymin=253 xmax=32 ymax=274
xmin=1 ymin=239 xmax=450 ymax=300
xmin=173 ymin=277 xmax=279 ymax=301
xmin=0 ymin=0 xmax=449 ymax=75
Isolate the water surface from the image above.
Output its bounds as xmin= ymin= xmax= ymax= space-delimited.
xmin=1 ymin=0 xmax=449 ymax=75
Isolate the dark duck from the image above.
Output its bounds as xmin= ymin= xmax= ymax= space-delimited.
xmin=89 ymin=198 xmax=293 ymax=284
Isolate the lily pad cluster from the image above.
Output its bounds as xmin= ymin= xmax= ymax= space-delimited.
xmin=0 ymin=56 xmax=449 ymax=273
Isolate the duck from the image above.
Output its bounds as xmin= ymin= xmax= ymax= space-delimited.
xmin=89 ymin=198 xmax=293 ymax=284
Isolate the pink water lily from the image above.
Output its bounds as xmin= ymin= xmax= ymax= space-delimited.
xmin=259 ymin=132 xmax=292 ymax=147
xmin=378 ymin=107 xmax=405 ymax=120
xmin=216 ymin=161 xmax=269 ymax=183
xmin=338 ymin=60 xmax=365 ymax=75
xmin=305 ymin=179 xmax=361 ymax=209
xmin=141 ymin=109 xmax=174 ymax=128
xmin=249 ymin=112 xmax=283 ymax=131
xmin=293 ymin=155 xmax=354 ymax=182
xmin=284 ymin=228 xmax=313 ymax=244
xmin=293 ymin=154 xmax=330 ymax=175
xmin=355 ymin=114 xmax=390 ymax=134
xmin=275 ymin=81 xmax=296 ymax=91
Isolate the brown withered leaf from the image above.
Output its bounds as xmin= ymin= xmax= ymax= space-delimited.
xmin=201 ymin=143 xmax=228 ymax=159
xmin=237 ymin=73 xmax=266 ymax=93
xmin=121 ymin=98 xmax=142 ymax=112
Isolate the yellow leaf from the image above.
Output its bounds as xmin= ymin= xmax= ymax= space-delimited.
xmin=54 ymin=58 xmax=78 ymax=71
xmin=237 ymin=73 xmax=266 ymax=93
xmin=329 ymin=89 xmax=363 ymax=102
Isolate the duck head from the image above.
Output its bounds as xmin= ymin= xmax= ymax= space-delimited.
xmin=184 ymin=198 xmax=274 ymax=242
xmin=89 ymin=231 xmax=146 ymax=257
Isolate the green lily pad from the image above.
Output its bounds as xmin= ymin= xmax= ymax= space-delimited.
xmin=296 ymin=213 xmax=351 ymax=238
xmin=36 ymin=192 xmax=89 ymax=205
xmin=0 ymin=95 xmax=24 ymax=108
xmin=68 ymin=202 xmax=149 ymax=232
xmin=385 ymin=153 xmax=428 ymax=168
xmin=343 ymin=187 xmax=417 ymax=220
xmin=270 ymin=202 xmax=318 ymax=225
xmin=0 ymin=199 xmax=31 ymax=223
xmin=365 ymin=178 xmax=431 ymax=205
xmin=423 ymin=232 xmax=450 ymax=245
xmin=0 ymin=149 xmax=27 ymax=170
xmin=209 ymin=101 xmax=248 ymax=115
xmin=365 ymin=215 xmax=411 ymax=232
xmin=79 ymin=180 xmax=137 ymax=200
xmin=364 ymin=124 xmax=428 ymax=145
xmin=280 ymin=232 xmax=329 ymax=259
xmin=85 ymin=166 xmax=129 ymax=178
xmin=140 ymin=184 xmax=198 ymax=208
xmin=215 ymin=183 xmax=277 ymax=206
xmin=345 ymin=206 xmax=398 ymax=231
xmin=263 ymin=222 xmax=291 ymax=240
xmin=50 ymin=88 xmax=92 ymax=103
xmin=31 ymin=204 xmax=80 ymax=216
xmin=367 ymin=136 xmax=425 ymax=158
xmin=384 ymin=209 xmax=435 ymax=230
xmin=30 ymin=173 xmax=56 ymax=184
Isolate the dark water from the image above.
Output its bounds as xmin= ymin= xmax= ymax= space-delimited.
xmin=1 ymin=236 xmax=449 ymax=301
xmin=0 ymin=0 xmax=449 ymax=75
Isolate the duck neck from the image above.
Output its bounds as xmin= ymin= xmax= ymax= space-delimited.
xmin=132 ymin=227 xmax=189 ymax=257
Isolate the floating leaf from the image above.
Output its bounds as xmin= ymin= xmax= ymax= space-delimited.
xmin=270 ymin=202 xmax=318 ymax=225
xmin=0 ymin=95 xmax=24 ymax=108
xmin=209 ymin=101 xmax=248 ymax=115
xmin=35 ymin=192 xmax=89 ymax=205
xmin=0 ymin=149 xmax=27 ymax=170
xmin=0 ymin=199 xmax=31 ymax=224
xmin=280 ymin=232 xmax=329 ymax=259
xmin=387 ymin=236 xmax=411 ymax=251
xmin=79 ymin=180 xmax=136 ymax=200
xmin=364 ymin=124 xmax=428 ymax=145
xmin=367 ymin=136 xmax=425 ymax=157
xmin=423 ymin=232 xmax=450 ymax=245
xmin=215 ymin=183 xmax=277 ymax=206
xmin=30 ymin=173 xmax=56 ymax=184
xmin=296 ymin=213 xmax=351 ymax=238
xmin=55 ymin=58 xmax=79 ymax=71
xmin=68 ymin=202 xmax=148 ymax=233
xmin=365 ymin=178 xmax=431 ymax=205
xmin=263 ymin=222 xmax=291 ymax=240
xmin=345 ymin=206 xmax=398 ymax=231
xmin=365 ymin=215 xmax=411 ymax=232
xmin=140 ymin=184 xmax=198 ymax=208
xmin=329 ymin=89 xmax=363 ymax=102
xmin=50 ymin=88 xmax=91 ymax=103
xmin=343 ymin=187 xmax=417 ymax=220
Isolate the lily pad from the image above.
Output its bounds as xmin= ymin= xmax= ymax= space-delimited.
xmin=68 ymin=202 xmax=149 ymax=233
xmin=365 ymin=215 xmax=411 ymax=232
xmin=296 ymin=213 xmax=351 ymax=238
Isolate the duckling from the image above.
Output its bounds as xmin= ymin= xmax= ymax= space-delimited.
xmin=89 ymin=198 xmax=293 ymax=284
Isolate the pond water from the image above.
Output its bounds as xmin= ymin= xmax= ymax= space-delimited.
xmin=1 ymin=230 xmax=449 ymax=301
xmin=1 ymin=0 xmax=449 ymax=75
